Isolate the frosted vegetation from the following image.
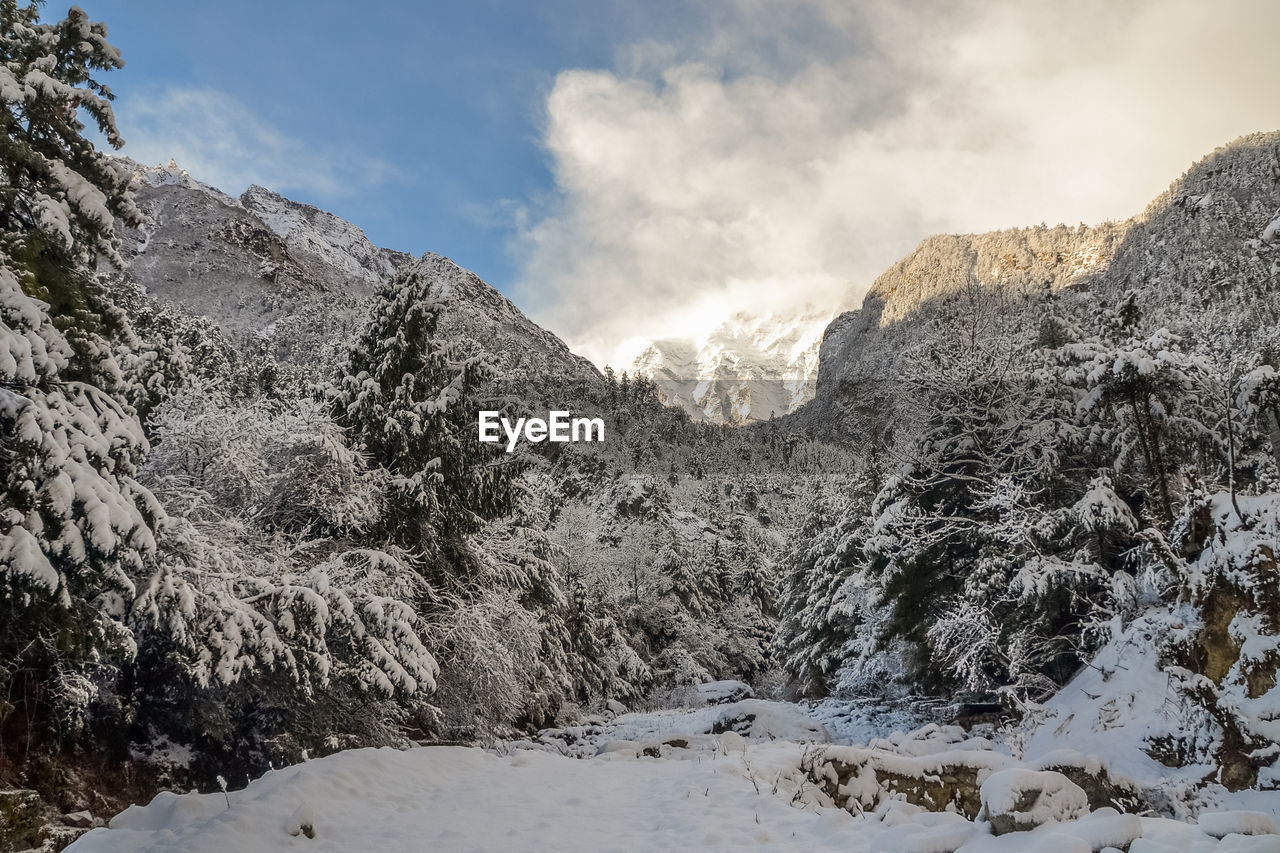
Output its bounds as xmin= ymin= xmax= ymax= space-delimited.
xmin=3 ymin=3 xmax=1280 ymax=851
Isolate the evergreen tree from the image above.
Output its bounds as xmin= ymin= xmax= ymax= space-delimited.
xmin=655 ymin=537 xmax=704 ymax=617
xmin=0 ymin=2 xmax=141 ymax=270
xmin=0 ymin=0 xmax=156 ymax=756
xmin=773 ymin=474 xmax=875 ymax=695
xmin=1071 ymin=327 xmax=1221 ymax=525
xmin=860 ymin=291 xmax=1097 ymax=695
xmin=330 ymin=266 xmax=516 ymax=566
xmin=733 ymin=546 xmax=776 ymax=617
xmin=0 ymin=262 xmax=160 ymax=751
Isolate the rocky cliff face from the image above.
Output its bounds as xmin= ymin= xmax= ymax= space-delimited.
xmin=628 ymin=309 xmax=834 ymax=424
xmin=802 ymin=221 xmax=1127 ymax=432
xmin=111 ymin=160 xmax=599 ymax=384
xmin=799 ymin=132 xmax=1280 ymax=434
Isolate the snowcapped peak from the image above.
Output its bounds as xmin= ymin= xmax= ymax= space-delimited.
xmin=120 ymin=156 xmax=241 ymax=207
xmin=627 ymin=306 xmax=837 ymax=424
xmin=239 ymin=184 xmax=402 ymax=285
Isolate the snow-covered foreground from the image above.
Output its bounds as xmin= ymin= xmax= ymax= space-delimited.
xmin=71 ymin=741 xmax=860 ymax=853
xmin=71 ymin=692 xmax=1280 ymax=853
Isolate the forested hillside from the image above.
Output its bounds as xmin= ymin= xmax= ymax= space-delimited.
xmin=774 ymin=131 xmax=1280 ymax=789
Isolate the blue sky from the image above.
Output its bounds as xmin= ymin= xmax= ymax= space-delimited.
xmin=76 ymin=1 xmax=1280 ymax=367
xmin=86 ymin=0 xmax=686 ymax=292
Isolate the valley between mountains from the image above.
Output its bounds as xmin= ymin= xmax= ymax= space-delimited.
xmin=5 ymin=67 xmax=1280 ymax=849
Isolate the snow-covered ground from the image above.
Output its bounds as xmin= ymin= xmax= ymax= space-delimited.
xmin=70 ymin=690 xmax=1280 ymax=853
xmin=70 ymin=741 xmax=859 ymax=853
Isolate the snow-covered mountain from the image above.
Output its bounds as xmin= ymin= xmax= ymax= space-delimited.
xmin=240 ymin=184 xmax=404 ymax=286
xmin=114 ymin=159 xmax=599 ymax=384
xmin=797 ymin=131 xmax=1280 ymax=435
xmin=627 ymin=309 xmax=835 ymax=424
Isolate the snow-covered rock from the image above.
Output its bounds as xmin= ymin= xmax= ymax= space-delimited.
xmin=1050 ymin=808 xmax=1144 ymax=851
xmin=603 ymin=698 xmax=831 ymax=746
xmin=980 ymin=769 xmax=1090 ymax=835
xmin=1197 ymin=812 xmax=1278 ymax=839
xmin=696 ymin=680 xmax=755 ymax=705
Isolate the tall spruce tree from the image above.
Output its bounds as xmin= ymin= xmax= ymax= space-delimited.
xmin=773 ymin=473 xmax=877 ymax=695
xmin=0 ymin=0 xmax=153 ymax=754
xmin=330 ymin=265 xmax=516 ymax=572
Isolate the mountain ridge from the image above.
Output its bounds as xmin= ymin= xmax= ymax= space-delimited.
xmin=113 ymin=130 xmax=1280 ymax=432
xmin=627 ymin=308 xmax=834 ymax=424
xmin=113 ymin=159 xmax=599 ymax=384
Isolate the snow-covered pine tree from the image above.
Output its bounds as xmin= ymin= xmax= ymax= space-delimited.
xmin=733 ymin=537 xmax=776 ymax=617
xmin=329 ymin=265 xmax=516 ymax=571
xmin=705 ymin=538 xmax=732 ymax=600
xmin=0 ymin=3 xmax=141 ymax=268
xmin=0 ymin=263 xmax=160 ymax=749
xmin=1239 ymin=361 xmax=1280 ymax=477
xmin=655 ymin=536 xmax=705 ymax=618
xmin=1068 ymin=324 xmax=1222 ymax=525
xmin=0 ymin=1 xmax=153 ymax=752
xmin=0 ymin=2 xmax=145 ymax=399
xmin=772 ymin=465 xmax=885 ymax=695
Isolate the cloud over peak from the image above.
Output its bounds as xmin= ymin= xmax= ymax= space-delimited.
xmin=516 ymin=0 xmax=1280 ymax=367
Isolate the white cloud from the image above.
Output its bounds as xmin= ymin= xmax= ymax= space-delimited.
xmin=113 ymin=86 xmax=393 ymax=199
xmin=516 ymin=0 xmax=1280 ymax=367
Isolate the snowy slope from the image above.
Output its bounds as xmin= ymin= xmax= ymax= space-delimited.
xmin=240 ymin=184 xmax=403 ymax=286
xmin=629 ymin=309 xmax=834 ymax=424
xmin=1017 ymin=491 xmax=1280 ymax=814
xmin=113 ymin=159 xmax=599 ymax=384
xmin=71 ymin=701 xmax=1280 ymax=853
xmin=1017 ymin=606 xmax=1212 ymax=796
xmin=403 ymin=252 xmax=600 ymax=383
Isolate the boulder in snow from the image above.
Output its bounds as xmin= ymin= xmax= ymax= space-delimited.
xmin=1196 ymin=811 xmax=1278 ymax=838
xmin=707 ymin=700 xmax=830 ymax=742
xmin=696 ymin=680 xmax=754 ymax=705
xmin=980 ymin=768 xmax=1089 ymax=835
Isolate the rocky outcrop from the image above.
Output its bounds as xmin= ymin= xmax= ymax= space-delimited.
xmin=803 ymin=738 xmax=1157 ymax=825
xmin=805 ymin=746 xmax=1011 ymax=818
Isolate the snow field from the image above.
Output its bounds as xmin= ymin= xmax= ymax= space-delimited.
xmin=70 ymin=698 xmax=1280 ymax=853
xmin=72 ymin=742 xmax=861 ymax=853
